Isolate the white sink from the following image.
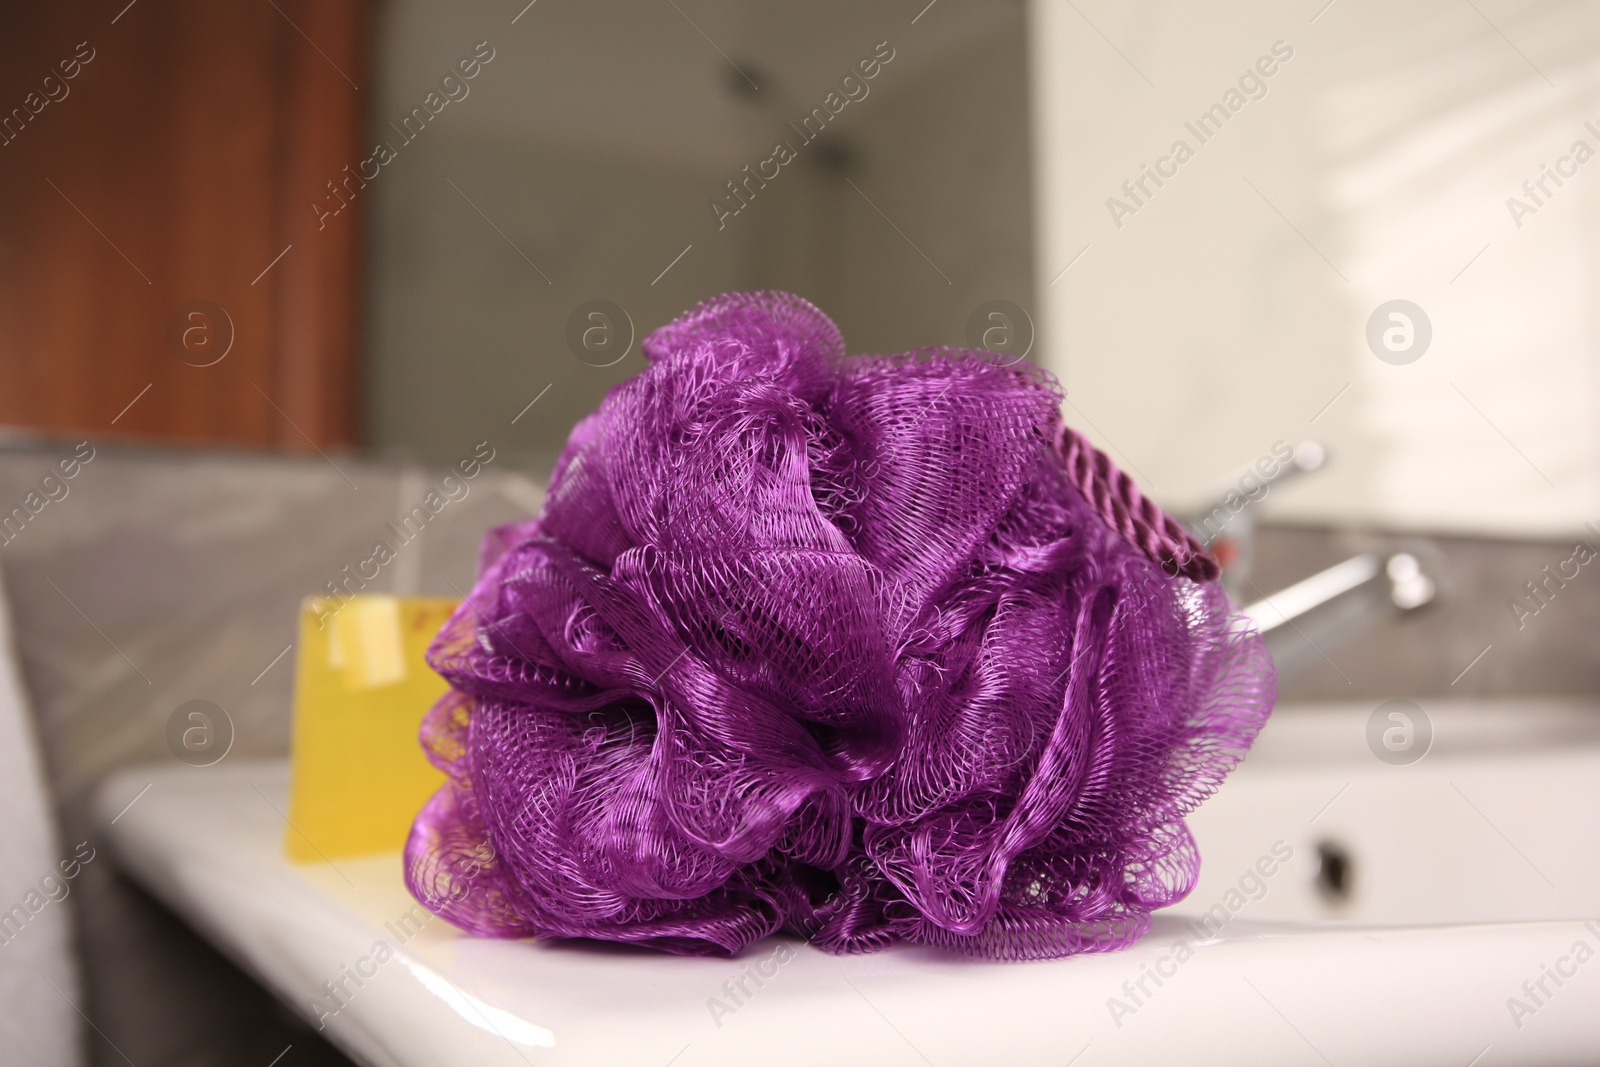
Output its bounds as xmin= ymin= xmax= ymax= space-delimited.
xmin=95 ymin=700 xmax=1600 ymax=1066
xmin=1183 ymin=697 xmax=1600 ymax=928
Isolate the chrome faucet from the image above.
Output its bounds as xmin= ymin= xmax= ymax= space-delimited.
xmin=1190 ymin=439 xmax=1325 ymax=597
xmin=1181 ymin=442 xmax=1438 ymax=679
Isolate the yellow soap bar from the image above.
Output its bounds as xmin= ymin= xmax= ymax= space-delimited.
xmin=284 ymin=595 xmax=457 ymax=862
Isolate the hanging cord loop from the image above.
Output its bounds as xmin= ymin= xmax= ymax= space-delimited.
xmin=1053 ymin=423 xmax=1219 ymax=583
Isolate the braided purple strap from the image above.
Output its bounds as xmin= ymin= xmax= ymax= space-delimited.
xmin=1054 ymin=424 xmax=1218 ymax=582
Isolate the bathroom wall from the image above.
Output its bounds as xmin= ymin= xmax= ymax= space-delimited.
xmin=1029 ymin=0 xmax=1600 ymax=538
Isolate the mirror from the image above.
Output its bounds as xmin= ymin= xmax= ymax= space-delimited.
xmin=362 ymin=0 xmax=1032 ymax=466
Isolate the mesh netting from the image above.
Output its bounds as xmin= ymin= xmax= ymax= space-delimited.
xmin=404 ymin=291 xmax=1275 ymax=959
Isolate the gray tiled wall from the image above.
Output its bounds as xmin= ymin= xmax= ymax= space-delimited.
xmin=1251 ymin=523 xmax=1600 ymax=702
xmin=0 ymin=440 xmax=546 ymax=1067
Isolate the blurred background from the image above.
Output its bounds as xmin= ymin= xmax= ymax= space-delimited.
xmin=0 ymin=0 xmax=1595 ymax=1064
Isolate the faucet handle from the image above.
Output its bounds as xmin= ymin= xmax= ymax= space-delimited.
xmin=1288 ymin=439 xmax=1327 ymax=477
xmin=1194 ymin=439 xmax=1326 ymax=547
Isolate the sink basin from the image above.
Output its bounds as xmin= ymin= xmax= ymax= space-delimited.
xmin=95 ymin=699 xmax=1600 ymax=1066
xmin=1182 ymin=697 xmax=1600 ymax=928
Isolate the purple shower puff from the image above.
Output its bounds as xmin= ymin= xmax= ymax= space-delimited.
xmin=404 ymin=291 xmax=1275 ymax=959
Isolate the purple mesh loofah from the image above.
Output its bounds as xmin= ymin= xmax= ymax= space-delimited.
xmin=404 ymin=291 xmax=1275 ymax=959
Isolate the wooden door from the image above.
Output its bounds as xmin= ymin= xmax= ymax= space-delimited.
xmin=0 ymin=0 xmax=370 ymax=450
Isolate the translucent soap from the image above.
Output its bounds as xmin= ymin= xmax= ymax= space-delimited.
xmin=284 ymin=595 xmax=456 ymax=861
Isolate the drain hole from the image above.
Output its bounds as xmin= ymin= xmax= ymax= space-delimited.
xmin=1315 ymin=840 xmax=1354 ymax=903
